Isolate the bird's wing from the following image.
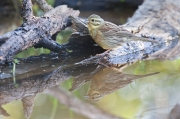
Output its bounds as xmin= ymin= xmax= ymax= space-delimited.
xmin=103 ymin=28 xmax=157 ymax=43
xmin=100 ymin=21 xmax=119 ymax=32
xmin=103 ymin=28 xmax=134 ymax=38
xmin=101 ymin=28 xmax=133 ymax=45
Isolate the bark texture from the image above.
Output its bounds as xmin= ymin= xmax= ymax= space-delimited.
xmin=0 ymin=0 xmax=79 ymax=64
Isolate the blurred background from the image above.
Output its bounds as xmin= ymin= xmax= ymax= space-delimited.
xmin=1 ymin=0 xmax=180 ymax=119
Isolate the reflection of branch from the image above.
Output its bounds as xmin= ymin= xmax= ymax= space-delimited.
xmin=0 ymin=52 xmax=100 ymax=118
xmin=0 ymin=65 xmax=70 ymax=118
xmin=169 ymin=103 xmax=180 ymax=119
xmin=0 ymin=106 xmax=10 ymax=117
xmin=22 ymin=95 xmax=35 ymax=118
xmin=46 ymin=87 xmax=122 ymax=119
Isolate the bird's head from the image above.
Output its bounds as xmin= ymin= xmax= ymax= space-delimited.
xmin=85 ymin=91 xmax=102 ymax=102
xmin=87 ymin=14 xmax=105 ymax=29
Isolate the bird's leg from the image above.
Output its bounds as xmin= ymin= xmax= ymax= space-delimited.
xmin=98 ymin=62 xmax=110 ymax=67
xmin=95 ymin=50 xmax=112 ymax=67
xmin=96 ymin=49 xmax=109 ymax=56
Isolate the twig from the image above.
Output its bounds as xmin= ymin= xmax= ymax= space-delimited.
xmin=33 ymin=0 xmax=53 ymax=13
xmin=34 ymin=36 xmax=67 ymax=53
xmin=21 ymin=0 xmax=33 ymax=21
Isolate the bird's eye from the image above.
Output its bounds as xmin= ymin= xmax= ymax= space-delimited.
xmin=91 ymin=19 xmax=94 ymax=22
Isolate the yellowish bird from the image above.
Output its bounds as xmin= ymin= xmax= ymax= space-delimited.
xmin=87 ymin=14 xmax=158 ymax=50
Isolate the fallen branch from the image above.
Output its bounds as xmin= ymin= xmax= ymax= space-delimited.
xmin=0 ymin=0 xmax=79 ymax=64
xmin=72 ymin=0 xmax=180 ymax=66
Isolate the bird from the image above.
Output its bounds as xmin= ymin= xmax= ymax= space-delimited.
xmin=87 ymin=14 xmax=158 ymax=50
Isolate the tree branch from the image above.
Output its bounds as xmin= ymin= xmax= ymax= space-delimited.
xmin=33 ymin=0 xmax=53 ymax=12
xmin=34 ymin=36 xmax=67 ymax=53
xmin=73 ymin=0 xmax=180 ymax=66
xmin=21 ymin=0 xmax=33 ymax=21
xmin=0 ymin=5 xmax=79 ymax=64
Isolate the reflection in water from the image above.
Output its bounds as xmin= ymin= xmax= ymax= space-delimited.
xmin=0 ymin=28 xmax=105 ymax=118
xmin=1 ymin=28 xmax=180 ymax=119
xmin=169 ymin=104 xmax=180 ymax=119
xmin=0 ymin=66 xmax=70 ymax=118
xmin=68 ymin=61 xmax=180 ymax=119
xmin=1 ymin=53 xmax=180 ymax=119
xmin=1 ymin=34 xmax=180 ymax=119
xmin=69 ymin=65 xmax=103 ymax=91
xmin=84 ymin=67 xmax=159 ymax=102
xmin=69 ymin=65 xmax=159 ymax=102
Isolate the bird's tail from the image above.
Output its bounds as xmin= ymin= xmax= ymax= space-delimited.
xmin=136 ymin=37 xmax=159 ymax=44
xmin=134 ymin=72 xmax=160 ymax=80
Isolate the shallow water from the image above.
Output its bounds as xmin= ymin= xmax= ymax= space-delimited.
xmin=1 ymin=56 xmax=180 ymax=119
